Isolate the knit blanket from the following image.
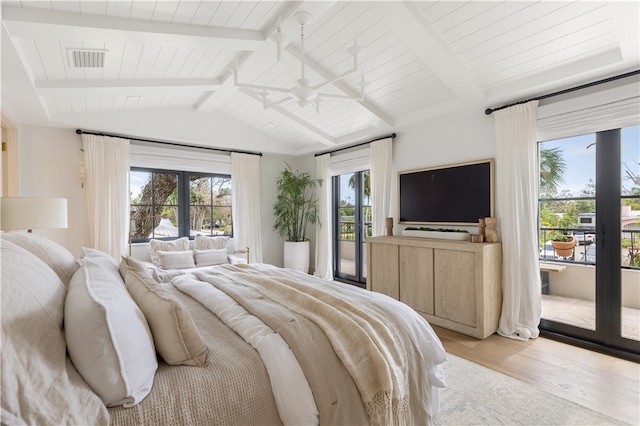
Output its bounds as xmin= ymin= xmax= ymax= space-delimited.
xmin=191 ymin=264 xmax=445 ymax=425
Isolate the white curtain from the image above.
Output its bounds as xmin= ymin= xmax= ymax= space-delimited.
xmin=314 ymin=154 xmax=333 ymax=280
xmin=231 ymin=153 xmax=263 ymax=263
xmin=370 ymin=138 xmax=393 ymax=236
xmin=82 ymin=134 xmax=130 ymax=259
xmin=494 ymin=101 xmax=542 ymax=341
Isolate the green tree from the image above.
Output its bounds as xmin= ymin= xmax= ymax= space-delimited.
xmin=347 ymin=170 xmax=371 ymax=202
xmin=539 ymin=147 xmax=567 ymax=197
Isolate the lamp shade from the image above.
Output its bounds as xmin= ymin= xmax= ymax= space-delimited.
xmin=1 ymin=197 xmax=68 ymax=231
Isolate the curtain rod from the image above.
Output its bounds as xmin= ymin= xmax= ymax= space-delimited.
xmin=75 ymin=129 xmax=263 ymax=157
xmin=484 ymin=69 xmax=640 ymax=115
xmin=314 ymin=133 xmax=397 ymax=157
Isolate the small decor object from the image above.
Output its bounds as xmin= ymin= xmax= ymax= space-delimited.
xmin=484 ymin=217 xmax=498 ymax=242
xmin=385 ymin=217 xmax=394 ymax=236
xmin=551 ymin=235 xmax=576 ymax=257
xmin=471 ymin=234 xmax=484 ymax=243
xmin=478 ymin=218 xmax=486 ymax=237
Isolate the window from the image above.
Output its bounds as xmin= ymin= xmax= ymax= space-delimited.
xmin=130 ymin=167 xmax=232 ymax=242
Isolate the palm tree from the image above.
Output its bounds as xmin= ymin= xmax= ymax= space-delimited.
xmin=539 ymin=147 xmax=566 ymax=196
xmin=347 ymin=170 xmax=371 ymax=201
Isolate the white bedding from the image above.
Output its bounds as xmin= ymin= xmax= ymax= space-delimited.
xmin=174 ymin=275 xmax=319 ymax=426
xmin=172 ymin=263 xmax=447 ymax=425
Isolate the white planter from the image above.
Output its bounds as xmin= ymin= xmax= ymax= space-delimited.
xmin=284 ymin=240 xmax=310 ymax=273
xmin=402 ymin=229 xmax=470 ymax=241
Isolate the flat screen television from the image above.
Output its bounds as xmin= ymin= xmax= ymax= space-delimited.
xmin=398 ymin=159 xmax=494 ymax=226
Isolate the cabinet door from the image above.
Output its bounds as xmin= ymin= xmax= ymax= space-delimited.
xmin=369 ymin=243 xmax=399 ymax=299
xmin=399 ymin=246 xmax=434 ymax=314
xmin=434 ymin=249 xmax=476 ymax=327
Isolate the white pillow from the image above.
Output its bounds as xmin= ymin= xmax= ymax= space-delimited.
xmin=194 ymin=235 xmax=229 ymax=251
xmin=157 ymin=250 xmax=196 ymax=270
xmin=1 ymin=239 xmax=109 ymax=425
xmin=149 ymin=237 xmax=189 ymax=266
xmin=1 ymin=232 xmax=79 ymax=287
xmin=65 ymin=256 xmax=158 ymax=408
xmin=194 ymin=248 xmax=229 ymax=267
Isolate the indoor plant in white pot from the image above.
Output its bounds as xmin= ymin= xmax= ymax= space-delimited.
xmin=273 ymin=164 xmax=322 ymax=273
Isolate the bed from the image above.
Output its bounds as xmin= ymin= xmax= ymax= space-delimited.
xmin=1 ymin=232 xmax=447 ymax=426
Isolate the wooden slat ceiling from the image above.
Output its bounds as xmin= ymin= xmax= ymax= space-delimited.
xmin=1 ymin=1 xmax=637 ymax=154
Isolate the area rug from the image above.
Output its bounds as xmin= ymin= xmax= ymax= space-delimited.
xmin=436 ymin=354 xmax=628 ymax=425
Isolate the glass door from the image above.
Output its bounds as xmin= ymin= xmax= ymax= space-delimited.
xmin=333 ymin=170 xmax=370 ymax=286
xmin=539 ymin=126 xmax=639 ymax=355
xmin=615 ymin=127 xmax=640 ymax=350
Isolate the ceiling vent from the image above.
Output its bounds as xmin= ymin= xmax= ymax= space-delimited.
xmin=68 ymin=49 xmax=107 ymax=68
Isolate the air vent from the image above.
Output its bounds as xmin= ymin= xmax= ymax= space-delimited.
xmin=68 ymin=49 xmax=107 ymax=68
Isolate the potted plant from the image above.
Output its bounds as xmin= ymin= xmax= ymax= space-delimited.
xmin=551 ymin=234 xmax=576 ymax=257
xmin=273 ymin=164 xmax=322 ymax=272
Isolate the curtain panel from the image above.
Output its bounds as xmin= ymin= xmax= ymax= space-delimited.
xmin=314 ymin=154 xmax=333 ymax=280
xmin=231 ymin=153 xmax=263 ymax=263
xmin=82 ymin=134 xmax=130 ymax=260
xmin=370 ymin=138 xmax=393 ymax=237
xmin=494 ymin=101 xmax=542 ymax=341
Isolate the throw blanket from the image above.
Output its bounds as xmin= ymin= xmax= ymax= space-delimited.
xmin=190 ymin=264 xmax=445 ymax=425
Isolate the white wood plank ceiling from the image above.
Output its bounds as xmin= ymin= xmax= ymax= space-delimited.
xmin=1 ymin=1 xmax=638 ymax=154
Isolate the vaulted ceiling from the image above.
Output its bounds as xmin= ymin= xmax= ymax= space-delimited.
xmin=2 ymin=1 xmax=638 ymax=155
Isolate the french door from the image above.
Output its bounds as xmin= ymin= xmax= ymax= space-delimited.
xmin=333 ymin=170 xmax=370 ymax=286
xmin=539 ymin=126 xmax=640 ymax=356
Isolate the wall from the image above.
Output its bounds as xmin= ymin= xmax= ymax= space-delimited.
xmin=388 ymin=110 xmax=497 ymax=236
xmin=18 ymin=125 xmax=88 ymax=257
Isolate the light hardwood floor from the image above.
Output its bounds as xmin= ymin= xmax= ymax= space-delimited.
xmin=432 ymin=326 xmax=640 ymax=425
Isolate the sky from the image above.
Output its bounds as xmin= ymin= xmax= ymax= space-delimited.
xmin=539 ymin=125 xmax=639 ymax=196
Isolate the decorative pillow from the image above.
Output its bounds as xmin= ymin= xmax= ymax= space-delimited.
xmin=1 ymin=240 xmax=109 ymax=425
xmin=65 ymin=255 xmax=158 ymax=407
xmin=194 ymin=235 xmax=230 ymax=251
xmin=194 ymin=248 xmax=229 ymax=267
xmin=119 ymin=255 xmax=152 ymax=281
xmin=1 ymin=232 xmax=79 ymax=286
xmin=149 ymin=237 xmax=189 ymax=266
xmin=157 ymin=250 xmax=195 ymax=270
xmin=125 ymin=270 xmax=208 ymax=366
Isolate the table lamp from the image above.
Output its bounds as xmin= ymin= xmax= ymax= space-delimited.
xmin=1 ymin=197 xmax=68 ymax=232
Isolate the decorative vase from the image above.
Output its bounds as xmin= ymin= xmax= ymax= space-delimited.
xmin=551 ymin=237 xmax=576 ymax=257
xmin=385 ymin=217 xmax=394 ymax=236
xmin=484 ymin=217 xmax=498 ymax=242
xmin=478 ymin=218 xmax=486 ymax=237
xmin=284 ymin=240 xmax=310 ymax=273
